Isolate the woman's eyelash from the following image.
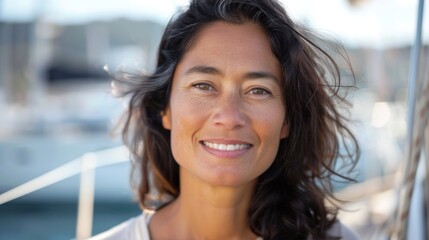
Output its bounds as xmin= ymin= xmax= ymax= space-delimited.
xmin=191 ymin=83 xmax=271 ymax=96
xmin=249 ymin=88 xmax=271 ymax=95
xmin=192 ymin=83 xmax=215 ymax=91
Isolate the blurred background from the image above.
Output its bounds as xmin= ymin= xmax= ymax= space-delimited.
xmin=0 ymin=0 xmax=428 ymax=239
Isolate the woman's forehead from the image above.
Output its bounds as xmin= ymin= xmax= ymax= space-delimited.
xmin=176 ymin=21 xmax=281 ymax=81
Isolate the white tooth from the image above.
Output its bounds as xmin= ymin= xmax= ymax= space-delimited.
xmin=226 ymin=145 xmax=235 ymax=151
xmin=204 ymin=142 xmax=250 ymax=151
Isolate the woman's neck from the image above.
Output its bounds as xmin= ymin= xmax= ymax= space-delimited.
xmin=150 ymin=170 xmax=258 ymax=240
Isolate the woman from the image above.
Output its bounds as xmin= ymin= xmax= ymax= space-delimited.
xmin=92 ymin=0 xmax=360 ymax=239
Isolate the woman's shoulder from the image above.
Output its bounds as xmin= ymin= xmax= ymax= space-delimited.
xmin=326 ymin=220 xmax=360 ymax=240
xmin=88 ymin=209 xmax=155 ymax=240
xmin=306 ymin=220 xmax=359 ymax=240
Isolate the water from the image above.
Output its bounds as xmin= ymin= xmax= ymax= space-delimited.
xmin=0 ymin=201 xmax=141 ymax=240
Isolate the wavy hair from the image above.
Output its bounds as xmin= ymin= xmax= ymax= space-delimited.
xmin=113 ymin=0 xmax=360 ymax=239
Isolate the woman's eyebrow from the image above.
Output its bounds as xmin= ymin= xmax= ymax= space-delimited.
xmin=245 ymin=71 xmax=279 ymax=82
xmin=185 ymin=65 xmax=278 ymax=82
xmin=185 ymin=65 xmax=223 ymax=76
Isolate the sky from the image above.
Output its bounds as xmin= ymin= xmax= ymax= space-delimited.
xmin=1 ymin=0 xmax=428 ymax=48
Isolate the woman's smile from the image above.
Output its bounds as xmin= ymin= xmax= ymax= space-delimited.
xmin=201 ymin=141 xmax=252 ymax=151
xmin=200 ymin=139 xmax=253 ymax=158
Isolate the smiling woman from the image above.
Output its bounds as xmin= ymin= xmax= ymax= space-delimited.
xmin=161 ymin=21 xmax=288 ymax=189
xmin=91 ymin=0 xmax=360 ymax=239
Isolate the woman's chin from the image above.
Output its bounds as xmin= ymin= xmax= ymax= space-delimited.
xmin=195 ymin=169 xmax=257 ymax=188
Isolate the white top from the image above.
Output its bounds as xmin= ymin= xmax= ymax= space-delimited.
xmin=89 ymin=210 xmax=359 ymax=240
xmin=89 ymin=210 xmax=154 ymax=240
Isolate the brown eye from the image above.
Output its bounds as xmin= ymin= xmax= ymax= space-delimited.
xmin=249 ymin=88 xmax=271 ymax=95
xmin=192 ymin=83 xmax=215 ymax=91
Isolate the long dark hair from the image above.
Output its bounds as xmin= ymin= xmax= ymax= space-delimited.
xmin=113 ymin=0 xmax=359 ymax=239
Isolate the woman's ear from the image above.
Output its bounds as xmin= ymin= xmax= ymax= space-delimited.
xmin=161 ymin=107 xmax=172 ymax=130
xmin=280 ymin=119 xmax=289 ymax=139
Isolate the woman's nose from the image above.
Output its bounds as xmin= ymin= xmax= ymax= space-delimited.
xmin=211 ymin=93 xmax=247 ymax=130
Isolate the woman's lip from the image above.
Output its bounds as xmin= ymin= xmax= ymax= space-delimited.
xmin=201 ymin=141 xmax=251 ymax=150
xmin=199 ymin=139 xmax=252 ymax=145
xmin=200 ymin=140 xmax=252 ymax=158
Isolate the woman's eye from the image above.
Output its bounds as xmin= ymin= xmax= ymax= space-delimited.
xmin=192 ymin=83 xmax=214 ymax=91
xmin=249 ymin=88 xmax=271 ymax=95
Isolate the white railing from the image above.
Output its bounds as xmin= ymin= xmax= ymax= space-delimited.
xmin=0 ymin=145 xmax=130 ymax=240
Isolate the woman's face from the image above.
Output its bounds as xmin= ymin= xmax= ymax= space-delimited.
xmin=162 ymin=21 xmax=289 ymax=187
